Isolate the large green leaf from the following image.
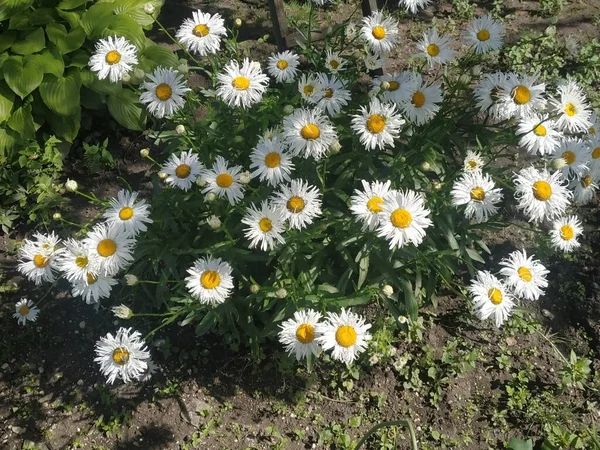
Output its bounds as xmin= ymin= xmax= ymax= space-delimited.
xmin=507 ymin=438 xmax=533 ymax=450
xmin=0 ymin=32 xmax=16 ymax=53
xmin=102 ymin=14 xmax=146 ymax=49
xmin=55 ymin=9 xmax=82 ymax=29
xmin=12 ymin=28 xmax=46 ymax=55
xmin=29 ymin=7 xmax=59 ymax=26
xmin=81 ymin=2 xmax=117 ymax=36
xmin=57 ymin=0 xmax=90 ymax=10
xmin=0 ymin=0 xmax=34 ymax=22
xmin=107 ymin=88 xmax=147 ymax=130
xmin=0 ymin=82 xmax=15 ymax=124
xmin=7 ymin=104 xmax=36 ymax=140
xmin=45 ymin=23 xmax=86 ymax=54
xmin=3 ymin=55 xmax=44 ymax=99
xmin=81 ymin=69 xmax=123 ymax=96
xmin=45 ymin=106 xmax=81 ymax=141
xmin=8 ymin=11 xmax=30 ymax=29
xmin=66 ymin=49 xmax=90 ymax=68
xmin=0 ymin=128 xmax=19 ymax=156
xmin=38 ymin=46 xmax=65 ymax=77
xmin=39 ymin=72 xmax=81 ymax=116
xmin=141 ymin=41 xmax=179 ymax=69
xmin=111 ymin=0 xmax=164 ymax=27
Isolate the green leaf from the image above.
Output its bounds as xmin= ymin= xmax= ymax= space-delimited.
xmin=402 ymin=280 xmax=418 ymax=320
xmin=57 ymin=0 xmax=89 ymax=10
xmin=357 ymin=253 xmax=369 ymax=290
xmin=45 ymin=106 xmax=81 ymax=141
xmin=38 ymin=47 xmax=65 ymax=77
xmin=111 ymin=0 xmax=164 ymax=27
xmin=107 ymin=88 xmax=147 ymax=130
xmin=39 ymin=72 xmax=81 ymax=116
xmin=11 ymin=28 xmax=46 ymax=55
xmin=7 ymin=104 xmax=36 ymax=140
xmin=0 ymin=128 xmax=19 ymax=155
xmin=55 ymin=9 xmax=82 ymax=29
xmin=0 ymin=82 xmax=15 ymax=124
xmin=46 ymin=23 xmax=86 ymax=54
xmin=29 ymin=7 xmax=59 ymax=26
xmin=466 ymin=248 xmax=485 ymax=264
xmin=0 ymin=31 xmax=16 ymax=53
xmin=67 ymin=49 xmax=91 ymax=68
xmin=81 ymin=69 xmax=123 ymax=95
xmin=102 ymin=14 xmax=146 ymax=49
xmin=81 ymin=2 xmax=117 ymax=36
xmin=507 ymin=438 xmax=533 ymax=450
xmin=0 ymin=0 xmax=33 ymax=22
xmin=141 ymin=41 xmax=180 ymax=69
xmin=8 ymin=11 xmax=30 ymax=29
xmin=3 ymin=55 xmax=44 ymax=99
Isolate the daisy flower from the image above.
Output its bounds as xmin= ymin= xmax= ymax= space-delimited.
xmin=175 ymin=10 xmax=227 ymax=56
xmin=399 ymin=0 xmax=432 ymax=14
xmin=372 ymin=72 xmax=417 ymax=104
xmin=89 ymin=36 xmax=138 ymax=83
xmin=451 ymin=171 xmax=503 ymax=223
xmin=185 ymin=257 xmax=234 ymax=305
xmin=201 ymin=156 xmax=245 ymax=205
xmin=498 ymin=72 xmax=546 ymax=119
xmin=278 ymin=309 xmax=323 ymax=361
xmin=468 ymin=271 xmax=515 ymax=328
xmin=94 ymin=327 xmax=151 ymax=384
xmin=161 ymin=150 xmax=202 ymax=191
xmin=267 ymin=51 xmax=300 ymax=83
xmin=71 ymin=271 xmax=118 ymax=305
xmin=571 ymin=170 xmax=598 ymax=205
xmin=103 ymin=190 xmax=153 ymax=237
xmin=415 ymin=28 xmax=456 ymax=67
xmin=140 ymin=67 xmax=190 ymax=118
xmin=84 ymin=223 xmax=135 ymax=276
xmin=549 ymin=215 xmax=582 ymax=252
xmin=349 ymin=179 xmax=394 ymax=231
xmin=361 ymin=11 xmax=399 ymax=55
xmin=324 ymin=50 xmax=346 ymax=73
xmin=217 ymin=58 xmax=269 ymax=109
xmin=13 ymin=298 xmax=39 ymax=326
xmin=258 ymin=127 xmax=283 ymax=144
xmin=549 ymin=80 xmax=592 ymax=133
xmin=499 ymin=250 xmax=549 ymax=301
xmin=473 ymin=71 xmax=509 ymax=120
xmin=271 ymin=179 xmax=322 ymax=230
xmin=402 ymin=76 xmax=443 ymax=126
xmin=315 ymin=308 xmax=372 ymax=365
xmin=364 ymin=53 xmax=385 ymax=71
xmin=554 ymin=138 xmax=590 ymax=178
xmin=241 ymin=201 xmax=286 ymax=251
xmin=17 ymin=233 xmax=62 ymax=285
xmin=377 ymin=189 xmax=432 ymax=249
xmin=249 ymin=138 xmax=294 ymax=186
xmin=56 ymin=238 xmax=98 ymax=283
xmin=517 ymin=115 xmax=562 ymax=156
xmin=298 ymin=73 xmax=324 ymax=104
xmin=464 ymin=15 xmax=505 ymax=54
xmin=463 ymin=150 xmax=485 ymax=173
xmin=315 ymin=73 xmax=351 ymax=116
xmin=587 ymin=112 xmax=599 ymax=137
xmin=282 ymin=108 xmax=338 ymax=160
xmin=351 ymin=98 xmax=405 ymax=151
xmin=513 ymin=166 xmax=572 ymax=223
xmin=588 ymin=136 xmax=600 ymax=170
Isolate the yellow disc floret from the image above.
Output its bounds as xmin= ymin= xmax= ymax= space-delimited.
xmin=335 ymin=325 xmax=357 ymax=348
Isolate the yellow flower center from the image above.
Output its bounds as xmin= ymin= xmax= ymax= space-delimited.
xmin=518 ymin=267 xmax=532 ymax=282
xmin=390 ymin=208 xmax=412 ymax=228
xmin=372 ymin=25 xmax=386 ymax=40
xmin=533 ymin=124 xmax=547 ymax=136
xmin=488 ymin=288 xmax=503 ymax=305
xmin=470 ymin=187 xmax=486 ymax=201
xmin=335 ymin=325 xmax=357 ymax=348
xmin=97 ymin=239 xmax=117 ymax=257
xmin=564 ymin=103 xmax=577 ymax=117
xmin=367 ymin=197 xmax=384 ymax=213
xmin=200 ymin=270 xmax=221 ymax=289
xmin=19 ymin=305 xmax=30 ymax=316
xmin=175 ymin=164 xmax=191 ymax=178
xmin=119 ymin=207 xmax=134 ymax=221
xmin=532 ymin=180 xmax=552 ymax=201
xmin=232 ymin=76 xmax=250 ymax=90
xmin=582 ymin=175 xmax=592 ymax=187
xmin=366 ymin=114 xmax=386 ymax=134
xmin=426 ymin=44 xmax=440 ymax=57
xmin=193 ymin=24 xmax=210 ymax=37
xmin=264 ymin=152 xmax=281 ymax=168
xmin=216 ymin=173 xmax=233 ymax=188
xmin=329 ymin=60 xmax=340 ymax=69
xmin=468 ymin=160 xmax=478 ymax=168
xmin=155 ymin=83 xmax=172 ymax=101
xmin=388 ymin=81 xmax=400 ymax=91
xmin=592 ymin=148 xmax=600 ymax=159
xmin=259 ymin=217 xmax=272 ymax=232
xmin=589 ymin=126 xmax=596 ymax=135
xmin=561 ymin=150 xmax=576 ymax=165
xmin=300 ymin=123 xmax=321 ymax=140
xmin=512 ymin=85 xmax=531 ymax=105
xmin=324 ymin=88 xmax=334 ymax=98
xmin=560 ymin=225 xmax=574 ymax=241
xmin=33 ymin=254 xmax=50 ymax=268
xmin=112 ymin=347 xmax=130 ymax=365
xmin=75 ymin=256 xmax=88 ymax=268
xmin=87 ymin=272 xmax=98 ymax=285
xmin=411 ymin=91 xmax=425 ymax=108
xmin=477 ymin=29 xmax=491 ymax=41
xmin=287 ymin=196 xmax=305 ymax=213
xmin=276 ymin=59 xmax=288 ymax=70
xmin=105 ymin=50 xmax=121 ymax=65
xmin=296 ymin=323 xmax=315 ymax=344
xmin=303 ymin=85 xmax=314 ymax=96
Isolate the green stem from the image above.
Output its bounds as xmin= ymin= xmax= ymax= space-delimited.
xmin=354 ymin=419 xmax=418 ymax=450
xmin=154 ymin=18 xmax=202 ymax=67
xmin=306 ymin=2 xmax=314 ymax=53
xmin=58 ymin=217 xmax=84 ymax=229
xmin=75 ymin=190 xmax=108 ymax=206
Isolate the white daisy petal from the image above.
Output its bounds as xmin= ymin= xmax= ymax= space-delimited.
xmin=499 ymin=250 xmax=549 ymax=301
xmin=161 ymin=150 xmax=203 ymax=191
xmin=249 ymin=137 xmax=294 ymax=187
xmin=89 ymin=36 xmax=138 ymax=83
xmin=185 ymin=257 xmax=234 ymax=305
xmin=278 ymin=309 xmax=323 ymax=361
xmin=377 ymin=189 xmax=432 ymax=249
xmin=271 ymin=179 xmax=322 ymax=230
xmin=201 ymin=156 xmax=245 ymax=205
xmin=217 ymin=58 xmax=269 ymax=109
xmin=241 ymin=201 xmax=286 ymax=251
xmin=451 ymin=171 xmax=503 ymax=223
xmin=140 ymin=67 xmax=191 ymax=118
xmin=84 ymin=223 xmax=135 ymax=276
xmin=282 ymin=108 xmax=338 ymax=160
xmin=464 ymin=15 xmax=505 ymax=54
xmin=94 ymin=327 xmax=151 ymax=384
xmin=175 ymin=10 xmax=227 ymax=56
xmin=350 ymin=98 xmax=405 ymax=151
xmin=468 ymin=271 xmax=515 ymax=328
xmin=349 ymin=180 xmax=395 ymax=231
xmin=361 ymin=11 xmax=399 ymax=55
xmin=13 ymin=298 xmax=39 ymax=326
xmin=267 ymin=51 xmax=300 ymax=83
xmin=549 ymin=215 xmax=583 ymax=252
xmin=103 ymin=190 xmax=153 ymax=237
xmin=315 ymin=308 xmax=372 ymax=365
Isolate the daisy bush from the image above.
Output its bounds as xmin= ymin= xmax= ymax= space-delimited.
xmin=14 ymin=3 xmax=600 ymax=382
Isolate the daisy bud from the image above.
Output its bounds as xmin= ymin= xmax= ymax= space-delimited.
xmin=276 ymin=288 xmax=288 ymax=299
xmin=112 ymin=304 xmax=133 ymax=319
xmin=381 ymin=284 xmax=394 ymax=298
xmin=459 ymin=74 xmax=470 ymax=85
xmin=206 ymin=215 xmax=221 ymax=229
xmin=158 ymin=172 xmax=168 ymax=180
xmin=239 ymin=171 xmax=252 ymax=184
xmin=124 ymin=274 xmax=139 ymax=286
xmin=380 ymin=81 xmax=391 ymax=91
xmin=205 ymin=192 xmax=217 ymax=202
xmin=397 ymin=315 xmax=408 ymax=325
xmin=471 ymin=65 xmax=482 ymax=76
xmin=234 ymin=18 xmax=243 ymax=28
xmin=320 ymin=224 xmax=328 ymax=232
xmin=177 ymin=63 xmax=189 ymax=75
xmin=250 ymin=284 xmax=260 ymax=294
xmin=329 ymin=140 xmax=342 ymax=154
xmin=133 ymin=68 xmax=145 ymax=80
xmin=250 ymin=61 xmax=261 ymax=71
xmin=175 ymin=124 xmax=185 ymax=134
xmin=369 ymin=354 xmax=380 ymax=365
xmin=283 ymin=104 xmax=294 ymax=115
xmin=65 ymin=179 xmax=78 ymax=192
xmin=195 ymin=177 xmax=207 ymax=187
xmin=143 ymin=3 xmax=155 ymax=14
xmin=52 ymin=212 xmax=62 ymax=221
xmin=551 ymin=157 xmax=567 ymax=170
xmin=544 ymin=25 xmax=556 ymax=37
xmin=122 ymin=73 xmax=131 ymax=83
xmin=432 ymin=180 xmax=442 ymax=190
xmin=420 ymin=161 xmax=431 ymax=172
xmin=140 ymin=148 xmax=150 ymax=158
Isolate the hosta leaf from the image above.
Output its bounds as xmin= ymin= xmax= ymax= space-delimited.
xmin=107 ymin=88 xmax=147 ymax=130
xmin=46 ymin=23 xmax=86 ymax=54
xmin=39 ymin=72 xmax=81 ymax=116
xmin=81 ymin=69 xmax=123 ymax=96
xmin=11 ymin=28 xmax=45 ymax=55
xmin=67 ymin=49 xmax=90 ymax=68
xmin=102 ymin=14 xmax=146 ymax=49
xmin=38 ymin=47 xmax=65 ymax=77
xmin=8 ymin=11 xmax=30 ymax=29
xmin=141 ymin=41 xmax=180 ymax=69
xmin=7 ymin=104 xmax=36 ymax=140
xmin=0 ymin=31 xmax=16 ymax=53
xmin=0 ymin=128 xmax=19 ymax=155
xmin=111 ymin=0 xmax=164 ymax=27
xmin=29 ymin=7 xmax=59 ymax=26
xmin=0 ymin=82 xmax=15 ymax=123
xmin=81 ymin=2 xmax=117 ymax=36
xmin=0 ymin=0 xmax=34 ymax=22
xmin=507 ymin=438 xmax=533 ymax=450
xmin=57 ymin=0 xmax=90 ymax=10
xmin=55 ymin=9 xmax=82 ymax=29
xmin=3 ymin=55 xmax=44 ymax=99
xmin=45 ymin=106 xmax=81 ymax=141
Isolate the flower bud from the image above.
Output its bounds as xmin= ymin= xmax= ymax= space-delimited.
xmin=551 ymin=157 xmax=567 ymax=170
xmin=133 ymin=68 xmax=145 ymax=80
xmin=250 ymin=284 xmax=260 ymax=294
xmin=195 ymin=177 xmax=207 ymax=187
xmin=458 ymin=74 xmax=470 ymax=85
xmin=207 ymin=215 xmax=221 ymax=229
xmin=283 ymin=104 xmax=294 ymax=115
xmin=65 ymin=179 xmax=78 ymax=192
xmin=140 ymin=148 xmax=150 ymax=158
xmin=205 ymin=192 xmax=217 ymax=202
xmin=143 ymin=3 xmax=155 ymax=14
xmin=397 ymin=315 xmax=408 ymax=325
xmin=276 ymin=288 xmax=288 ymax=299
xmin=112 ymin=304 xmax=133 ymax=319
xmin=175 ymin=124 xmax=185 ymax=135
xmin=177 ymin=63 xmax=189 ymax=75
xmin=471 ymin=65 xmax=482 ymax=76
xmin=122 ymin=73 xmax=131 ymax=83
xmin=124 ymin=274 xmax=139 ymax=286
xmin=368 ymin=88 xmax=378 ymax=99
xmin=234 ymin=18 xmax=243 ymax=28
xmin=380 ymin=81 xmax=391 ymax=91
xmin=420 ymin=161 xmax=431 ymax=172
xmin=544 ymin=25 xmax=556 ymax=37
xmin=250 ymin=61 xmax=261 ymax=71
xmin=158 ymin=172 xmax=168 ymax=180
xmin=432 ymin=180 xmax=442 ymax=191
xmin=329 ymin=140 xmax=341 ymax=154
xmin=239 ymin=171 xmax=252 ymax=184
xmin=320 ymin=224 xmax=328 ymax=232
xmin=52 ymin=212 xmax=62 ymax=221
xmin=381 ymin=284 xmax=394 ymax=298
